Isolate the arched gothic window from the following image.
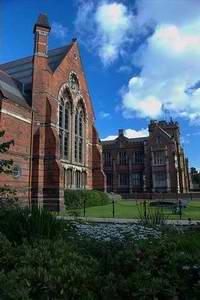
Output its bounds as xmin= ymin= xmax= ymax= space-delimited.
xmin=74 ymin=103 xmax=85 ymax=163
xmin=59 ymin=91 xmax=72 ymax=160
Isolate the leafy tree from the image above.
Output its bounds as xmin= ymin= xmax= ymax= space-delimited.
xmin=0 ymin=131 xmax=16 ymax=207
xmin=0 ymin=130 xmax=14 ymax=174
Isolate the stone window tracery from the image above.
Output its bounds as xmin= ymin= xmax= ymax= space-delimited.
xmin=59 ymin=92 xmax=72 ymax=161
xmin=69 ymin=72 xmax=79 ymax=95
xmin=58 ymin=77 xmax=87 ymax=189
xmin=74 ymin=102 xmax=85 ymax=164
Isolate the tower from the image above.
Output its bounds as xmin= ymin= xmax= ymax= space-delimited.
xmin=31 ymin=14 xmax=63 ymax=210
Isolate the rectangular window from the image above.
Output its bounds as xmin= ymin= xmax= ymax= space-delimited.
xmin=75 ymin=137 xmax=78 ymax=161
xmin=65 ymin=108 xmax=69 ymax=130
xmin=106 ymin=173 xmax=113 ymax=186
xmin=104 ymin=152 xmax=112 ymax=166
xmin=59 ymin=132 xmax=63 ymax=158
xmin=83 ymin=172 xmax=87 ymax=188
xmin=133 ymin=151 xmax=144 ymax=164
xmin=132 ymin=173 xmax=141 ymax=186
xmin=119 ymin=173 xmax=129 ymax=186
xmin=154 ymin=171 xmax=167 ymax=187
xmin=79 ymin=139 xmax=83 ymax=162
xmin=59 ymin=104 xmax=63 ymax=128
xmin=64 ymin=134 xmax=68 ymax=159
xmin=75 ymin=113 xmax=78 ymax=135
xmin=119 ymin=152 xmax=128 ymax=165
xmin=76 ymin=171 xmax=81 ymax=188
xmin=65 ymin=169 xmax=72 ymax=188
xmin=154 ymin=151 xmax=166 ymax=165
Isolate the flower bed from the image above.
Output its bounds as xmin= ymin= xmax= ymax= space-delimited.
xmin=73 ymin=222 xmax=161 ymax=241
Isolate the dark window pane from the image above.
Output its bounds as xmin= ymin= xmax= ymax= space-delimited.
xmin=75 ymin=137 xmax=78 ymax=161
xmin=75 ymin=111 xmax=78 ymax=135
xmin=65 ymin=107 xmax=69 ymax=131
xmin=79 ymin=111 xmax=83 ymax=137
xmin=119 ymin=174 xmax=129 ymax=186
xmin=59 ymin=132 xmax=63 ymax=158
xmin=79 ymin=139 xmax=83 ymax=162
xmin=59 ymin=100 xmax=64 ymax=128
xmin=64 ymin=134 xmax=68 ymax=159
xmin=119 ymin=152 xmax=128 ymax=165
xmin=104 ymin=152 xmax=112 ymax=166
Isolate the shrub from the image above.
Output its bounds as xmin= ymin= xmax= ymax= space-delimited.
xmin=0 ymin=234 xmax=98 ymax=300
xmin=1 ymin=229 xmax=200 ymax=299
xmin=137 ymin=201 xmax=166 ymax=226
xmin=64 ymin=189 xmax=110 ymax=210
xmin=0 ymin=206 xmax=65 ymax=244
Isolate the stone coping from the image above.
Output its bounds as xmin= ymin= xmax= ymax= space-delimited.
xmin=56 ymin=216 xmax=200 ymax=226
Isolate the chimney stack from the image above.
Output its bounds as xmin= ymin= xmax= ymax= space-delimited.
xmin=118 ymin=129 xmax=124 ymax=136
xmin=33 ymin=14 xmax=51 ymax=57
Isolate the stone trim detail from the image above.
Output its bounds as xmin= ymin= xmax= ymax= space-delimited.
xmin=1 ymin=108 xmax=32 ymax=124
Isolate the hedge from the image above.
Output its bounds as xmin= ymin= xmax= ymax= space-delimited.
xmin=1 ymin=228 xmax=200 ymax=299
xmin=1 ymin=207 xmax=200 ymax=299
xmin=64 ymin=189 xmax=110 ymax=210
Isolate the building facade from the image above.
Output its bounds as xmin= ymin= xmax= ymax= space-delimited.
xmin=0 ymin=15 xmax=105 ymax=210
xmin=102 ymin=120 xmax=190 ymax=195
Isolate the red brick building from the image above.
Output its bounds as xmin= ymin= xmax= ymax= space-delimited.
xmin=0 ymin=14 xmax=105 ymax=210
xmin=102 ymin=120 xmax=190 ymax=195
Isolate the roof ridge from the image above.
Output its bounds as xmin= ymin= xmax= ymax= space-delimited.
xmin=157 ymin=126 xmax=172 ymax=138
xmin=0 ymin=44 xmax=70 ymax=67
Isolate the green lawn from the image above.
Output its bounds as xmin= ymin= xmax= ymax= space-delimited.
xmin=65 ymin=199 xmax=200 ymax=220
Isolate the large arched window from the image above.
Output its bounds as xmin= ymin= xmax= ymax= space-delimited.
xmin=74 ymin=102 xmax=85 ymax=164
xmin=59 ymin=90 xmax=72 ymax=160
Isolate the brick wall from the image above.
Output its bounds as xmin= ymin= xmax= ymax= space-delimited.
xmin=0 ymin=99 xmax=32 ymax=206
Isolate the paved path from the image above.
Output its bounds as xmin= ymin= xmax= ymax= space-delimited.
xmin=57 ymin=216 xmax=200 ymax=226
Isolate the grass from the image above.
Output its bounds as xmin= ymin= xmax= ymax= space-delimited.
xmin=62 ymin=199 xmax=200 ymax=220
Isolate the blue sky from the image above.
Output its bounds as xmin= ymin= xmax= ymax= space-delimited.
xmin=1 ymin=0 xmax=200 ymax=169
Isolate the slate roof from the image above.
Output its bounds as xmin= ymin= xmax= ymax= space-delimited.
xmin=102 ymin=136 xmax=148 ymax=145
xmin=0 ymin=69 xmax=30 ymax=108
xmin=0 ymin=45 xmax=72 ymax=108
xmin=0 ymin=45 xmax=71 ymax=86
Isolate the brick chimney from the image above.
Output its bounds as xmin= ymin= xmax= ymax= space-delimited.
xmin=33 ymin=14 xmax=51 ymax=57
xmin=32 ymin=14 xmax=51 ymax=120
xmin=118 ymin=129 xmax=124 ymax=136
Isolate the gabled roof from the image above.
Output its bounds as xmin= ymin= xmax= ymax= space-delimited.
xmin=0 ymin=69 xmax=30 ymax=108
xmin=102 ymin=136 xmax=148 ymax=145
xmin=0 ymin=45 xmax=72 ymax=87
xmin=0 ymin=45 xmax=72 ymax=108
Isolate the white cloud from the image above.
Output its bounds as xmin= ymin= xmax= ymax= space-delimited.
xmin=102 ymin=127 xmax=148 ymax=141
xmin=118 ymin=65 xmax=132 ymax=74
xmin=95 ymin=2 xmax=134 ymax=65
xmin=136 ymin=0 xmax=200 ymax=27
xmin=75 ymin=0 xmax=200 ymax=123
xmin=99 ymin=111 xmax=111 ymax=119
xmin=75 ymin=1 xmax=134 ymax=65
xmin=52 ymin=22 xmax=67 ymax=40
xmin=121 ymin=3 xmax=200 ymax=123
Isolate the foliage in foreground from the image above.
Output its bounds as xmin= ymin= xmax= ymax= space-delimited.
xmin=0 ymin=130 xmax=18 ymax=206
xmin=0 ymin=206 xmax=65 ymax=244
xmin=64 ymin=189 xmax=110 ymax=210
xmin=137 ymin=201 xmax=167 ymax=226
xmin=1 ymin=207 xmax=200 ymax=299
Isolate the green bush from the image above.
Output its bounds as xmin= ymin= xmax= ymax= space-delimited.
xmin=137 ymin=201 xmax=166 ymax=226
xmin=0 ymin=206 xmax=65 ymax=244
xmin=0 ymin=233 xmax=98 ymax=300
xmin=1 ymin=229 xmax=200 ymax=299
xmin=2 ymin=204 xmax=200 ymax=299
xmin=64 ymin=189 xmax=110 ymax=210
